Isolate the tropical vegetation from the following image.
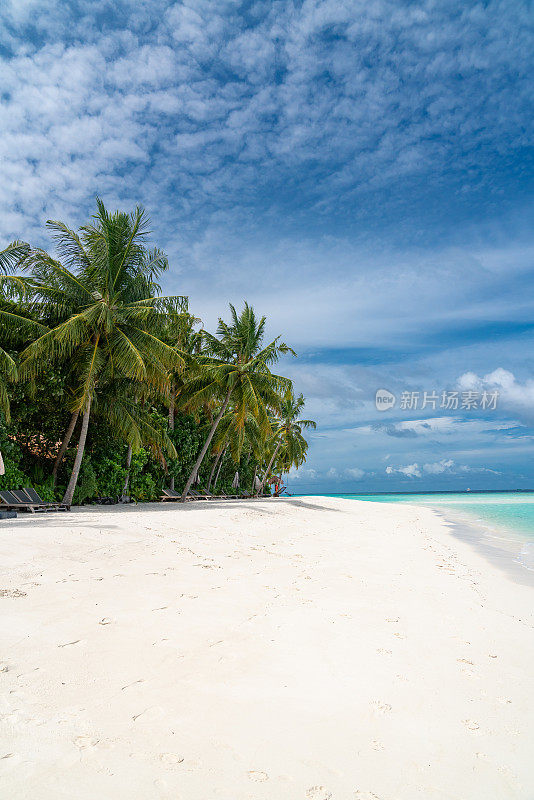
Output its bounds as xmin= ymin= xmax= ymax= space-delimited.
xmin=0 ymin=200 xmax=315 ymax=505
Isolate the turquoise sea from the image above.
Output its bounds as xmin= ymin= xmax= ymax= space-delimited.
xmin=315 ymin=492 xmax=534 ymax=575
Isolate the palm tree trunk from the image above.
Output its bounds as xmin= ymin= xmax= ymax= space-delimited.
xmin=207 ymin=447 xmax=224 ymax=492
xmin=168 ymin=393 xmax=175 ymax=429
xmin=251 ymin=465 xmax=257 ymax=494
xmin=168 ymin=389 xmax=175 ymax=491
xmin=52 ymin=410 xmax=79 ymax=487
xmin=121 ymin=444 xmax=132 ymax=498
xmin=180 ymin=389 xmax=231 ymax=502
xmin=212 ymin=446 xmax=228 ymax=492
xmin=62 ymin=399 xmax=91 ymax=508
xmin=257 ymin=441 xmax=281 ymax=496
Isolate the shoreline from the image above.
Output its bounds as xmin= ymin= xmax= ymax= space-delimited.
xmin=434 ymin=508 xmax=534 ymax=588
xmin=1 ymin=496 xmax=533 ymax=799
xmin=299 ymin=493 xmax=534 ymax=586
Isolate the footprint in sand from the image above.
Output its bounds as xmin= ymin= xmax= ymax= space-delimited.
xmin=133 ymin=706 xmax=165 ymax=723
xmin=370 ymin=740 xmax=384 ymax=751
xmin=377 ymin=648 xmax=392 ymax=656
xmin=159 ymin=753 xmax=184 ymax=767
xmin=74 ymin=735 xmax=99 ymax=749
xmin=306 ymin=787 xmax=332 ymax=799
xmin=371 ymin=701 xmax=392 ymax=714
xmin=248 ymin=770 xmax=268 ymax=782
xmin=354 ymin=792 xmax=382 ymax=799
xmin=99 ymin=618 xmax=112 ymax=625
xmin=121 ymin=679 xmax=145 ymax=691
xmin=463 ymin=719 xmax=480 ymax=731
xmin=457 ymin=658 xmax=474 ymax=665
xmin=0 ymin=589 xmax=27 ymax=598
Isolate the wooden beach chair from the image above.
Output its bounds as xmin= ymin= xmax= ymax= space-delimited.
xmin=189 ymin=489 xmax=213 ymax=500
xmin=160 ymin=488 xmax=179 ymax=502
xmin=197 ymin=488 xmax=240 ymax=500
xmin=160 ymin=488 xmax=204 ymax=502
xmin=0 ymin=489 xmax=48 ymax=513
xmin=23 ymin=487 xmax=69 ymax=511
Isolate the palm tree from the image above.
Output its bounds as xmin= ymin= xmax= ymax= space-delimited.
xmin=207 ymin=410 xmax=263 ymax=493
xmin=179 ymin=303 xmax=294 ymax=501
xmin=158 ymin=309 xmax=201 ymax=490
xmin=0 ymin=241 xmax=48 ymax=421
xmin=256 ymin=390 xmax=316 ymax=495
xmin=4 ymin=200 xmax=185 ymax=506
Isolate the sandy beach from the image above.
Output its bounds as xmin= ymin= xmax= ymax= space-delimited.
xmin=1 ymin=496 xmax=533 ymax=800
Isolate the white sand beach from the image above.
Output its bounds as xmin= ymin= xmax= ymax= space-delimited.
xmin=1 ymin=496 xmax=533 ymax=800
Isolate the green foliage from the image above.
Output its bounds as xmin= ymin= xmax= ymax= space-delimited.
xmin=0 ymin=456 xmax=27 ymax=490
xmin=166 ymin=413 xmax=204 ymax=484
xmin=92 ymin=455 xmax=128 ymax=499
xmin=0 ymin=204 xmax=314 ymax=506
xmin=0 ymin=419 xmax=27 ymax=489
xmin=72 ymin=459 xmax=99 ymax=505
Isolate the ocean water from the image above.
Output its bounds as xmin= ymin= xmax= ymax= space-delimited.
xmin=320 ymin=492 xmax=534 ymax=575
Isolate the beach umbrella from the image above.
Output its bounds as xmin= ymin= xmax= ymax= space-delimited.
xmin=268 ymin=475 xmax=281 ymax=485
xmin=254 ymin=475 xmax=262 ymax=491
xmin=0 ymin=451 xmax=4 ymax=476
xmin=232 ymin=471 xmax=239 ymax=489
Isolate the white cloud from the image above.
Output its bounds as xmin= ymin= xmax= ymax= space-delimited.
xmin=458 ymin=369 xmax=534 ymax=418
xmin=422 ymin=459 xmax=455 ymax=474
xmin=386 ymin=463 xmax=422 ymax=478
xmin=288 ymin=467 xmax=317 ymax=481
xmin=345 ymin=467 xmax=365 ymax=480
xmin=385 ymin=458 xmax=501 ymax=478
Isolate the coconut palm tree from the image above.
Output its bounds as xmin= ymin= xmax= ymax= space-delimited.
xmin=0 ymin=241 xmax=49 ymax=421
xmin=3 ymin=200 xmax=185 ymax=506
xmin=179 ymin=302 xmax=294 ymax=501
xmin=207 ymin=410 xmax=263 ymax=493
xmin=157 ymin=309 xmax=202 ymax=490
xmin=256 ymin=390 xmax=316 ymax=495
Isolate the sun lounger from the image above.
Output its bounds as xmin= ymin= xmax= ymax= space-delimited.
xmin=0 ymin=489 xmax=48 ymax=513
xmin=159 ymin=488 xmax=238 ymax=502
xmin=189 ymin=489 xmax=215 ymax=500
xmin=197 ymin=488 xmax=242 ymax=500
xmin=161 ymin=489 xmax=183 ymax=501
xmin=23 ymin=487 xmax=69 ymax=511
xmin=160 ymin=488 xmax=203 ymax=502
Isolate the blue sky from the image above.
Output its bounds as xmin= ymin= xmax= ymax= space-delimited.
xmin=1 ymin=0 xmax=533 ymax=492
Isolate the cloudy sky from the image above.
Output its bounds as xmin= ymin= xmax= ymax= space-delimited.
xmin=1 ymin=0 xmax=533 ymax=492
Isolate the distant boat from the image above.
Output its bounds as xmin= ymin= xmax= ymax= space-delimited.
xmin=467 ymin=487 xmax=471 ymax=492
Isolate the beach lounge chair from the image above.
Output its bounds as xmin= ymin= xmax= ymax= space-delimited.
xmin=160 ymin=488 xmax=203 ymax=502
xmin=23 ymin=487 xmax=69 ymax=511
xmin=161 ymin=489 xmax=184 ymax=502
xmin=0 ymin=489 xmax=48 ymax=513
xmin=189 ymin=489 xmax=215 ymax=500
xmin=197 ymin=488 xmax=240 ymax=500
